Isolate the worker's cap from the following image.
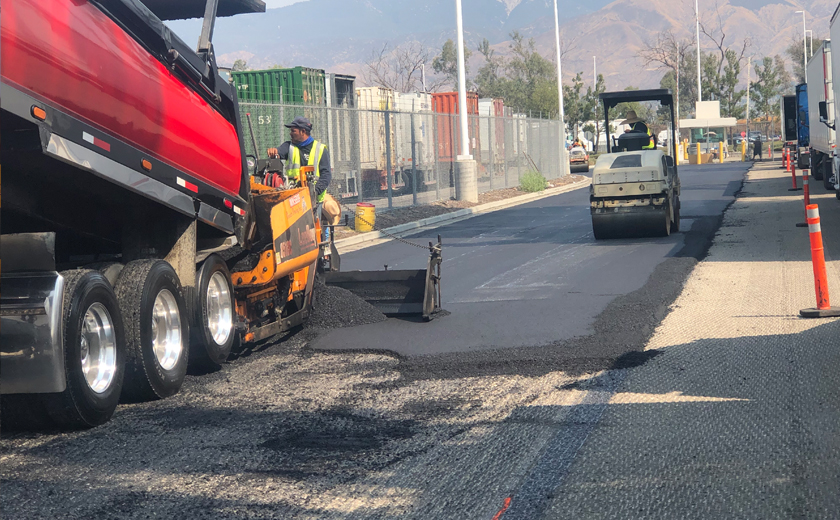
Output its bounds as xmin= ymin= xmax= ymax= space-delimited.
xmin=285 ymin=116 xmax=312 ymax=131
xmin=619 ymin=110 xmax=644 ymax=125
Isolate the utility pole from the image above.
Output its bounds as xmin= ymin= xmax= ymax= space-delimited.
xmin=455 ymin=0 xmax=470 ymax=160
xmin=453 ymin=0 xmax=477 ymax=201
xmin=695 ymin=0 xmax=702 ymax=103
xmin=554 ymin=0 xmax=569 ymax=176
xmin=746 ymin=56 xmax=751 ymax=140
xmin=796 ymin=10 xmax=807 ymax=78
xmin=421 ymin=63 xmax=426 ymax=93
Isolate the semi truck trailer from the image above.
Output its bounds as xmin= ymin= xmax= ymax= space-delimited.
xmin=807 ymin=40 xmax=835 ymax=188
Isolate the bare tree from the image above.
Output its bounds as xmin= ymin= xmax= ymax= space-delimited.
xmin=637 ymin=30 xmax=694 ymax=120
xmin=700 ymin=7 xmax=750 ymax=82
xmin=363 ymin=42 xmax=444 ymax=93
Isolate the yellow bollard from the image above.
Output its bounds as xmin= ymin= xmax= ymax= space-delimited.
xmin=741 ymin=140 xmax=746 ymax=162
xmin=695 ymin=143 xmax=702 ymax=165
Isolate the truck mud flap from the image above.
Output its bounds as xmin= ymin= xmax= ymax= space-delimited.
xmin=324 ymin=239 xmax=442 ymax=320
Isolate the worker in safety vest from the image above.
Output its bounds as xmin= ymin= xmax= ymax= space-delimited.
xmin=267 ymin=116 xmax=338 ymax=241
xmin=267 ymin=116 xmax=332 ymax=204
xmin=620 ymin=110 xmax=655 ymax=149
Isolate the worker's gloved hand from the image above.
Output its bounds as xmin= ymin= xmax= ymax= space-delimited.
xmin=266 ymin=147 xmax=279 ymax=158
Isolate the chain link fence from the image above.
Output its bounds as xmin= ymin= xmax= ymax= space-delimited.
xmin=239 ymin=102 xmax=565 ymax=211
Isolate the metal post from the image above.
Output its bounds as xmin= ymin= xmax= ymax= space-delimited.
xmin=503 ymin=114 xmax=509 ymax=188
xmin=746 ymin=56 xmax=751 ymax=142
xmin=433 ymin=111 xmax=441 ymax=202
xmin=385 ymin=103 xmax=393 ymax=208
xmin=451 ymin=112 xmax=458 ymax=196
xmin=796 ymin=11 xmax=807 ymax=76
xmin=411 ymin=109 xmax=418 ymax=206
xmin=455 ymin=0 xmax=471 ymax=160
xmin=517 ymin=117 xmax=523 ymax=182
xmin=553 ymin=0 xmax=569 ymax=176
xmin=695 ymin=0 xmax=702 ymax=102
xmin=353 ymin=105 xmax=363 ymax=203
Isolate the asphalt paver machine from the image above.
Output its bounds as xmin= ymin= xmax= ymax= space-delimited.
xmin=591 ymin=89 xmax=681 ymax=239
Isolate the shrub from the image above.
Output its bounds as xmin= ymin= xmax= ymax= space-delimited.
xmin=520 ymin=170 xmax=547 ymax=192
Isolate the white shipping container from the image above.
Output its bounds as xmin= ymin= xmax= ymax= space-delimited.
xmin=807 ymin=40 xmax=834 ymax=157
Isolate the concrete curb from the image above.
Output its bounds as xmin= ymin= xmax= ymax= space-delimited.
xmin=334 ymin=177 xmax=592 ymax=253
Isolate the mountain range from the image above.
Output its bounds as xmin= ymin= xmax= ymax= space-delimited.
xmin=167 ymin=0 xmax=838 ymax=91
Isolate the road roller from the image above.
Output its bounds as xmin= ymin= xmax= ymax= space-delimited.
xmin=590 ymin=89 xmax=681 ymax=239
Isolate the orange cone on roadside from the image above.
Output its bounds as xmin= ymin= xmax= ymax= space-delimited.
xmin=800 ymin=204 xmax=840 ymax=317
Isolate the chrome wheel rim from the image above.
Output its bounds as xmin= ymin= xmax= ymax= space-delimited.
xmin=151 ymin=289 xmax=182 ymax=370
xmin=206 ymin=271 xmax=233 ymax=345
xmin=81 ymin=303 xmax=118 ymax=394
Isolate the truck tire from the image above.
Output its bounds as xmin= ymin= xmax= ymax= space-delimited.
xmin=115 ymin=260 xmax=189 ymax=401
xmin=812 ymin=151 xmax=825 ymax=181
xmin=190 ymin=254 xmax=235 ymax=368
xmin=42 ymin=270 xmax=126 ymax=428
xmin=823 ymin=158 xmax=835 ymax=190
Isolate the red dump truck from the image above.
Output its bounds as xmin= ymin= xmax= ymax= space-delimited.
xmin=0 ymin=0 xmax=444 ymax=430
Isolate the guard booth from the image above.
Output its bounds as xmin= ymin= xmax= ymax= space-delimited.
xmin=680 ymin=101 xmax=736 ymax=163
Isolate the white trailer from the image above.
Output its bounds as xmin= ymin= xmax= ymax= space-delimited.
xmin=807 ymin=40 xmax=835 ymax=188
xmin=355 ymin=87 xmax=399 ymax=194
xmin=394 ymin=92 xmax=436 ymax=192
xmin=831 ymin=7 xmax=840 ymax=193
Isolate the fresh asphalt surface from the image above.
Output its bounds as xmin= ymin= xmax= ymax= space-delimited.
xmin=313 ymin=163 xmax=748 ymax=368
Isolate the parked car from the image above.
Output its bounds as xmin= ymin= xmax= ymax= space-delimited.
xmin=569 ymin=146 xmax=589 ymax=173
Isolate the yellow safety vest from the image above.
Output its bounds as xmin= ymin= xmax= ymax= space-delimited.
xmin=286 ymin=140 xmax=328 ymax=202
xmin=631 ymin=123 xmax=655 ymax=149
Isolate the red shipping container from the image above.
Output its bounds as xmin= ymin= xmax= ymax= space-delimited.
xmin=432 ymin=92 xmax=481 ymax=162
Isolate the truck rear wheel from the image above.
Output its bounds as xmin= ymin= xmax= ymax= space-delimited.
xmin=43 ymin=270 xmax=126 ymax=428
xmin=190 ymin=254 xmax=235 ymax=368
xmin=116 ymin=260 xmax=189 ymax=401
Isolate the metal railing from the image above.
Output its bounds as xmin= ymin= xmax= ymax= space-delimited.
xmin=239 ymin=102 xmax=565 ymax=211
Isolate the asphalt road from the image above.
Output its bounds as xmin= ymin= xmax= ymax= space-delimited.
xmin=313 ymin=163 xmax=747 ymax=364
xmin=0 ymin=162 xmax=749 ymax=520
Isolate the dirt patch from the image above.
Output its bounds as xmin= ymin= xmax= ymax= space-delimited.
xmin=334 ymin=174 xmax=585 ymax=240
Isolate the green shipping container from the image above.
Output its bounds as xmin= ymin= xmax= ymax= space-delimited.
xmin=231 ymin=66 xmax=326 ymax=105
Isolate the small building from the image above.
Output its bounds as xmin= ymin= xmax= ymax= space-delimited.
xmin=679 ymin=101 xmax=737 ymax=155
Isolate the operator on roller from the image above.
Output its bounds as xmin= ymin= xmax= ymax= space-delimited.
xmin=267 ymin=116 xmax=340 ymax=239
xmin=620 ymin=110 xmax=656 ymax=149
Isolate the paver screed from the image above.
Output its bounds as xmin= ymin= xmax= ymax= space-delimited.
xmin=541 ymin=162 xmax=840 ymax=518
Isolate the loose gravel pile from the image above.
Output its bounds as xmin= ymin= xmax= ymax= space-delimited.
xmin=306 ymin=282 xmax=388 ymax=330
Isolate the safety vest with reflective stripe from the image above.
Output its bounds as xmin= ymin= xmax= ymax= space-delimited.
xmin=630 ymin=122 xmax=655 ymax=149
xmin=286 ymin=140 xmax=328 ymax=202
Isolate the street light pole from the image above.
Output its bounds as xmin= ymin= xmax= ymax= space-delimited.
xmin=455 ymin=0 xmax=470 ymax=160
xmin=796 ymin=10 xmax=807 ymax=77
xmin=746 ymin=56 xmax=751 ymax=140
xmin=695 ymin=0 xmax=702 ymax=103
xmin=553 ymin=0 xmax=569 ymax=176
xmin=806 ymin=29 xmax=813 ymax=57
